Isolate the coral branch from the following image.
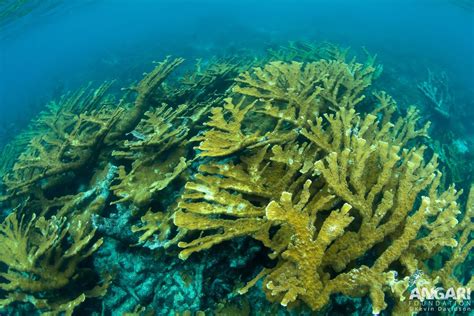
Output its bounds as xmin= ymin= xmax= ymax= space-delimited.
xmin=0 ymin=212 xmax=108 ymax=314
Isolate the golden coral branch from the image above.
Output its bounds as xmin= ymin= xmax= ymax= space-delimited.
xmin=0 ymin=211 xmax=106 ymax=314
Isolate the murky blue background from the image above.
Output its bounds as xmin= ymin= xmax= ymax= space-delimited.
xmin=1 ymin=0 xmax=473 ymax=145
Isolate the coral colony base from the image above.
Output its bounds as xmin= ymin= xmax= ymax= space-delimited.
xmin=0 ymin=42 xmax=472 ymax=315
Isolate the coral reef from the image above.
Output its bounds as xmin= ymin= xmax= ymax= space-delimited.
xmin=418 ymin=69 xmax=453 ymax=120
xmin=0 ymin=43 xmax=472 ymax=315
xmin=417 ymin=69 xmax=474 ymax=189
xmin=2 ymin=82 xmax=122 ymax=196
xmin=174 ymin=54 xmax=472 ymax=314
xmin=0 ymin=57 xmax=185 ymax=314
xmin=0 ymin=211 xmax=108 ymax=315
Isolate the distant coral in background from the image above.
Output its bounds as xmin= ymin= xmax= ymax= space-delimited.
xmin=417 ymin=69 xmax=474 ymax=188
xmin=0 ymin=41 xmax=472 ymax=315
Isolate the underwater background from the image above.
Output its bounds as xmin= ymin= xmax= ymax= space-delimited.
xmin=1 ymin=0 xmax=474 ymax=144
xmin=0 ymin=0 xmax=473 ymax=315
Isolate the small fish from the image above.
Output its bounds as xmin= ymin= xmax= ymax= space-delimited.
xmin=127 ymin=130 xmax=146 ymax=141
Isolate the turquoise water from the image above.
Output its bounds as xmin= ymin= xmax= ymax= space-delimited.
xmin=0 ymin=1 xmax=473 ymax=315
xmin=1 ymin=0 xmax=473 ymax=143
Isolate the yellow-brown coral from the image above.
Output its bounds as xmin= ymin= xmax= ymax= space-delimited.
xmin=0 ymin=47 xmax=471 ymax=315
xmin=0 ymin=57 xmax=185 ymax=314
xmin=174 ymin=57 xmax=472 ymax=314
xmin=0 ymin=212 xmax=108 ymax=315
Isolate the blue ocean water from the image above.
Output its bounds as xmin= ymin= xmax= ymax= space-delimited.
xmin=1 ymin=0 xmax=473 ymax=144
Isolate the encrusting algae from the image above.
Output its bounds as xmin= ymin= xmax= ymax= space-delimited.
xmin=0 ymin=42 xmax=472 ymax=315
